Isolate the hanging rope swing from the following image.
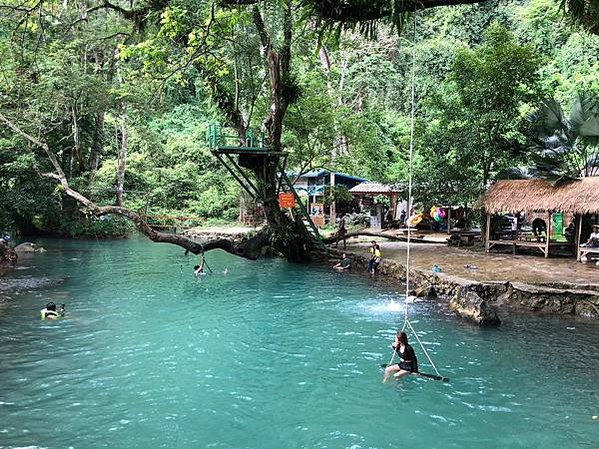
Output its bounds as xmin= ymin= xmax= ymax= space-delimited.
xmin=383 ymin=6 xmax=449 ymax=383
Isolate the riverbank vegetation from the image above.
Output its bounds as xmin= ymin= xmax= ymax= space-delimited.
xmin=0 ymin=0 xmax=597 ymax=247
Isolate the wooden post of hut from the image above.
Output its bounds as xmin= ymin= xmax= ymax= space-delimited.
xmin=447 ymin=207 xmax=452 ymax=234
xmin=576 ymin=214 xmax=583 ymax=261
xmin=545 ymin=211 xmax=552 ymax=258
xmin=485 ymin=212 xmax=491 ymax=253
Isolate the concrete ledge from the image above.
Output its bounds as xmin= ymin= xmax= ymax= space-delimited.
xmin=334 ymin=250 xmax=599 ymax=325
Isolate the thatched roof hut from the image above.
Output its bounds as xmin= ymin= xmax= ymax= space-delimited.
xmin=479 ymin=178 xmax=599 ymax=215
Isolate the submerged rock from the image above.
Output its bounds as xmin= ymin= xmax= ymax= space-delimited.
xmin=0 ymin=276 xmax=66 ymax=301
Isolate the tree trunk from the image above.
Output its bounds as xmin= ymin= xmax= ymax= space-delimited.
xmin=89 ymin=111 xmax=105 ymax=183
xmin=72 ymin=107 xmax=85 ymax=174
xmin=116 ymin=105 xmax=128 ymax=207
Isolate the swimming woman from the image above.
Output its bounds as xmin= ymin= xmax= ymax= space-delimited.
xmin=383 ymin=331 xmax=419 ymax=382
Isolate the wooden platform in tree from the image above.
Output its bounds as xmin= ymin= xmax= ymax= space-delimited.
xmin=210 ymin=145 xmax=284 ymax=156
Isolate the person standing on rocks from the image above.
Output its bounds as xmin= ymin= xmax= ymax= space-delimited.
xmin=368 ymin=241 xmax=382 ymax=276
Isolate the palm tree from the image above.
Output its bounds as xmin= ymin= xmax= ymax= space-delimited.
xmin=526 ymin=91 xmax=599 ymax=181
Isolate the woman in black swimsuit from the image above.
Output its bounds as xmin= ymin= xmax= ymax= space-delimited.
xmin=383 ymin=331 xmax=419 ymax=382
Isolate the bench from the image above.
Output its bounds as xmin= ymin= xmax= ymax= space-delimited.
xmin=578 ymin=245 xmax=599 ymax=262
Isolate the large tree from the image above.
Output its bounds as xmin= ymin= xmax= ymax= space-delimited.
xmin=1 ymin=0 xmax=520 ymax=262
xmin=450 ymin=22 xmax=540 ymax=188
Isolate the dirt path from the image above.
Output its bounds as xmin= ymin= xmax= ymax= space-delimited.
xmin=344 ymin=240 xmax=599 ymax=286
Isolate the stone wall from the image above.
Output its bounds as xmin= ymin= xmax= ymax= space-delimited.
xmin=335 ymin=251 xmax=599 ymax=325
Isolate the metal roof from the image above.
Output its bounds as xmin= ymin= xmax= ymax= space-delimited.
xmin=349 ymin=182 xmax=405 ymax=195
xmin=294 ymin=169 xmax=368 ymax=183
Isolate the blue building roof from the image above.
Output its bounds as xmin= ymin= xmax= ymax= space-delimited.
xmin=294 ymin=169 xmax=368 ymax=183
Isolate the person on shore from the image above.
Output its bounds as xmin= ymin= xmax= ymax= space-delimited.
xmin=41 ymin=302 xmax=65 ymax=320
xmin=368 ymin=241 xmax=382 ymax=276
xmin=335 ymin=215 xmax=348 ymax=249
xmin=586 ymin=225 xmax=599 ymax=247
xmin=399 ymin=210 xmax=406 ymax=227
xmin=532 ymin=218 xmax=547 ymax=240
xmin=333 ymin=253 xmax=352 ymax=271
xmin=383 ymin=331 xmax=419 ymax=382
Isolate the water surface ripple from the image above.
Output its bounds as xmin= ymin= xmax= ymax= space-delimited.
xmin=0 ymin=238 xmax=598 ymax=448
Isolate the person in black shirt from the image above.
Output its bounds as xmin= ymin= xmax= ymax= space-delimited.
xmin=383 ymin=330 xmax=419 ymax=382
xmin=333 ymin=253 xmax=352 ymax=271
xmin=334 ymin=215 xmax=348 ymax=249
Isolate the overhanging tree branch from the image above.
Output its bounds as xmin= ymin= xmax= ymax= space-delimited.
xmin=0 ymin=112 xmax=268 ymax=260
xmin=220 ymin=0 xmax=485 ymax=23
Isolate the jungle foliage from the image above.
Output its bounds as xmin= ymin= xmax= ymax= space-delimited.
xmin=0 ymin=0 xmax=597 ymax=236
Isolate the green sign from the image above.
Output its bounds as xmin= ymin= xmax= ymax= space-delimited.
xmin=552 ymin=213 xmax=564 ymax=236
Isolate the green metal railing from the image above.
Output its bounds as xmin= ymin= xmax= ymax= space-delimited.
xmin=207 ymin=124 xmax=266 ymax=151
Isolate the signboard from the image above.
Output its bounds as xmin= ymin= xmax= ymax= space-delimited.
xmin=552 ymin=212 xmax=563 ymax=236
xmin=370 ymin=204 xmax=382 ymax=230
xmin=312 ymin=215 xmax=325 ymax=228
xmin=278 ymin=192 xmax=295 ymax=208
xmin=310 ymin=202 xmax=325 ymax=228
xmin=310 ymin=202 xmax=324 ymax=216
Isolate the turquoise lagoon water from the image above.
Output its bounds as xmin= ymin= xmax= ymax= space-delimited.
xmin=0 ymin=238 xmax=598 ymax=448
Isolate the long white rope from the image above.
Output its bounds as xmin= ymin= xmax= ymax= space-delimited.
xmin=401 ymin=7 xmax=442 ymax=379
xmin=404 ymin=7 xmax=417 ymax=326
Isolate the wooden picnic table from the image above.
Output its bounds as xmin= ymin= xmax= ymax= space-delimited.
xmin=448 ymin=230 xmax=481 ymax=246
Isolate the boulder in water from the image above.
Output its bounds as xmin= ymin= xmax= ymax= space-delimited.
xmin=449 ymin=289 xmax=501 ymax=326
xmin=413 ymin=284 xmax=437 ymax=299
xmin=15 ymin=242 xmax=45 ymax=253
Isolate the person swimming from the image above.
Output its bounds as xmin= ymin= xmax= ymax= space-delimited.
xmin=41 ymin=302 xmax=65 ymax=320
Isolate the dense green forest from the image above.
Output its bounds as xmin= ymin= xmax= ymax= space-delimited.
xmin=0 ymin=0 xmax=598 ymax=239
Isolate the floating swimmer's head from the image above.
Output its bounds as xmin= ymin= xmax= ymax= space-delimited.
xmin=45 ymin=302 xmax=56 ymax=311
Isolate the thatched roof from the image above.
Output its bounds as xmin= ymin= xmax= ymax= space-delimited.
xmin=479 ymin=178 xmax=599 ymax=214
xmin=349 ymin=182 xmax=404 ymax=195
